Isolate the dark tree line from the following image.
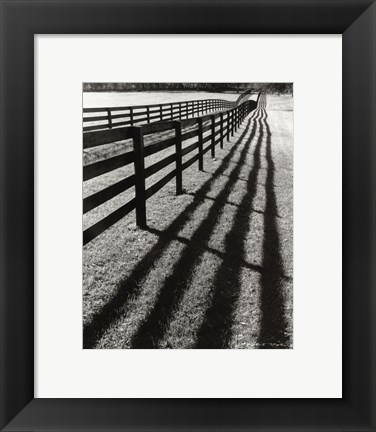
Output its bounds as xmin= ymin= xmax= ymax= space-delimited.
xmin=83 ymin=82 xmax=293 ymax=94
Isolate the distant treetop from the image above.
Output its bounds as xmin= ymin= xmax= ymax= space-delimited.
xmin=83 ymin=82 xmax=293 ymax=94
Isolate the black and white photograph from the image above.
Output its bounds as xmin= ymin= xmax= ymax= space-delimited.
xmin=83 ymin=83 xmax=293 ymax=349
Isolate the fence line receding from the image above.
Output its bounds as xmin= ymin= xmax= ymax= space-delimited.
xmin=83 ymin=98 xmax=237 ymax=132
xmin=83 ymin=93 xmax=259 ymax=246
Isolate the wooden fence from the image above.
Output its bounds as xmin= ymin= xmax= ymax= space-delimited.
xmin=83 ymin=98 xmax=258 ymax=246
xmin=83 ymin=98 xmax=235 ymax=132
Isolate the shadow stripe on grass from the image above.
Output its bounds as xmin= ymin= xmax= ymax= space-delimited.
xmin=257 ymin=105 xmax=291 ymax=349
xmin=194 ymin=108 xmax=265 ymax=348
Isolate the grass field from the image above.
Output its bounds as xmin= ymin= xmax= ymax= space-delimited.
xmin=83 ymin=93 xmax=293 ymax=349
xmin=83 ymin=91 xmax=241 ymax=108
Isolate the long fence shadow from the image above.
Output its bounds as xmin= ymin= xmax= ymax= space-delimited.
xmin=257 ymin=110 xmax=290 ymax=349
xmin=194 ymin=108 xmax=265 ymax=348
xmin=131 ymin=109 xmax=262 ymax=348
xmin=83 ymin=108 xmax=259 ymax=348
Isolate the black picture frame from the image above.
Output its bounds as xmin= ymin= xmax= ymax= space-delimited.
xmin=1 ymin=0 xmax=375 ymax=430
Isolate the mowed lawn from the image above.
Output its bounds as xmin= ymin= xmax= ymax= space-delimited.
xmin=83 ymin=90 xmax=240 ymax=108
xmin=83 ymin=93 xmax=293 ymax=349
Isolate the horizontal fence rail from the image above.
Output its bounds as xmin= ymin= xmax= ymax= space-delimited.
xmin=83 ymin=94 xmax=259 ymax=245
xmin=83 ymin=98 xmax=240 ymax=132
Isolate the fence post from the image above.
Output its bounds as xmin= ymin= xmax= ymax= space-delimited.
xmin=231 ymin=110 xmax=234 ymax=137
xmin=146 ymin=106 xmax=150 ymax=123
xmin=179 ymin=103 xmax=182 ymax=120
xmin=211 ymin=115 xmax=216 ymax=158
xmin=160 ymin=105 xmax=163 ymax=121
xmin=130 ymin=107 xmax=134 ymax=125
xmin=174 ymin=121 xmax=183 ymax=195
xmin=107 ymin=109 xmax=112 ymax=129
xmin=170 ymin=104 xmax=173 ymax=120
xmin=227 ymin=111 xmax=230 ymax=140
xmin=132 ymin=127 xmax=147 ymax=228
xmin=198 ymin=117 xmax=204 ymax=171
xmin=220 ymin=113 xmax=224 ymax=149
